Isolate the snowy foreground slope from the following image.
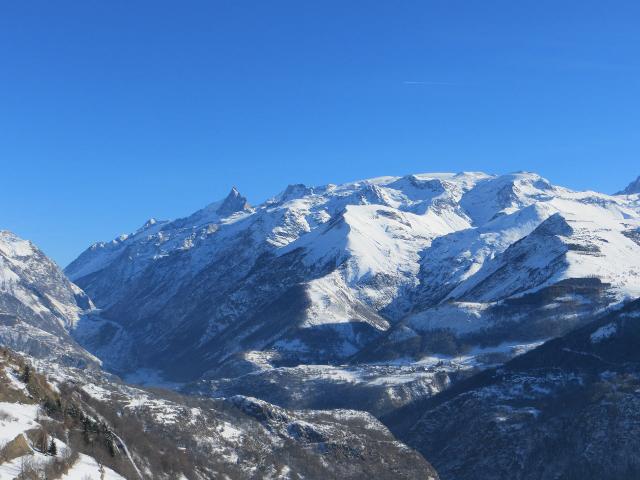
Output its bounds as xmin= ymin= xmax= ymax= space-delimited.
xmin=0 ymin=349 xmax=438 ymax=480
xmin=65 ymin=172 xmax=640 ymax=405
xmin=0 ymin=350 xmax=126 ymax=480
xmin=0 ymin=347 xmax=435 ymax=480
xmin=0 ymin=231 xmax=437 ymax=479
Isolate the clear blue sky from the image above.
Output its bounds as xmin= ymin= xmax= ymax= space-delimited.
xmin=1 ymin=1 xmax=639 ymax=266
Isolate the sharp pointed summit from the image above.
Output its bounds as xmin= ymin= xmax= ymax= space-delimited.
xmin=216 ymin=186 xmax=251 ymax=216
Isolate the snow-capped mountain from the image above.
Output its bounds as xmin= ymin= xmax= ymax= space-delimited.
xmin=0 ymin=230 xmax=98 ymax=367
xmin=66 ymin=173 xmax=640 ymax=386
xmin=65 ymin=172 xmax=640 ymax=386
xmin=4 ymin=170 xmax=640 ymax=479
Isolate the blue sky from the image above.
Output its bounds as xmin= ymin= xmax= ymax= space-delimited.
xmin=1 ymin=1 xmax=639 ymax=266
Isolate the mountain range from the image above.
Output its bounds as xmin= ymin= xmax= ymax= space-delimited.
xmin=1 ymin=170 xmax=640 ymax=479
xmin=66 ymin=173 xmax=640 ymax=391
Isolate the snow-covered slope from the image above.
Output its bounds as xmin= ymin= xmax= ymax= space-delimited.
xmin=0 ymin=352 xmax=127 ymax=480
xmin=370 ymin=181 xmax=640 ymax=362
xmin=66 ymin=172 xmax=640 ymax=383
xmin=0 ymin=231 xmax=98 ymax=367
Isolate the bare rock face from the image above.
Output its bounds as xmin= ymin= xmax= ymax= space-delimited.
xmin=216 ymin=187 xmax=251 ymax=216
xmin=1 ymin=434 xmax=34 ymax=462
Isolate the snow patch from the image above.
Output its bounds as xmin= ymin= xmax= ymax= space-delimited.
xmin=590 ymin=323 xmax=617 ymax=343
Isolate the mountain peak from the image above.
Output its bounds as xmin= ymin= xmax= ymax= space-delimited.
xmin=277 ymin=183 xmax=314 ymax=202
xmin=616 ymin=175 xmax=640 ymax=195
xmin=216 ymin=187 xmax=251 ymax=216
xmin=0 ymin=230 xmax=36 ymax=258
xmin=142 ymin=218 xmax=158 ymax=229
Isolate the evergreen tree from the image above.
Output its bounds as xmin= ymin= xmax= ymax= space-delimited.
xmin=48 ymin=438 xmax=57 ymax=456
xmin=21 ymin=364 xmax=31 ymax=384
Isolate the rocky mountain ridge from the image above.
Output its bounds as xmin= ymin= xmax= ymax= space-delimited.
xmin=64 ymin=172 xmax=640 ymax=397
